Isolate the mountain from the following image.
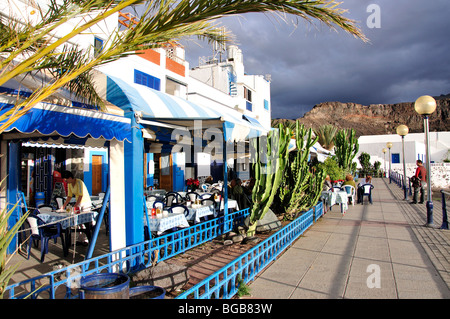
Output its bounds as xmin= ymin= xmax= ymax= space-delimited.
xmin=273 ymin=95 xmax=450 ymax=137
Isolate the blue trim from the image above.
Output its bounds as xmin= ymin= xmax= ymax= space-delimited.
xmin=146 ymin=153 xmax=154 ymax=187
xmin=0 ymin=103 xmax=131 ymax=142
xmin=85 ymin=150 xmax=108 ymax=195
xmin=7 ymin=141 xmax=21 ymax=254
xmin=134 ymin=69 xmax=161 ymax=91
xmin=124 ymin=113 xmax=144 ymax=247
xmin=246 ymin=101 xmax=252 ymax=111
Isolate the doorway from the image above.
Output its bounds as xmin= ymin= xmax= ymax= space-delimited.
xmin=92 ymin=155 xmax=103 ymax=195
xmin=155 ymin=153 xmax=173 ymax=191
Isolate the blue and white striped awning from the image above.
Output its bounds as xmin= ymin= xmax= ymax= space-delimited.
xmin=0 ymin=99 xmax=132 ymax=143
xmin=106 ymin=75 xmax=267 ymax=141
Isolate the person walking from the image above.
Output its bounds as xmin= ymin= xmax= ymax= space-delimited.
xmin=411 ymin=160 xmax=426 ymax=204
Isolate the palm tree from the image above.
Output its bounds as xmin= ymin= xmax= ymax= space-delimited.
xmin=314 ymin=124 xmax=338 ymax=150
xmin=1 ymin=0 xmax=367 ymax=133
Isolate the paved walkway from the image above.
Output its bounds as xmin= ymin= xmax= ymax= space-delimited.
xmin=248 ymin=178 xmax=450 ymax=299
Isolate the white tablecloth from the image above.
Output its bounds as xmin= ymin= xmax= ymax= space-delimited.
xmin=185 ymin=204 xmax=216 ymax=223
xmin=144 ymin=213 xmax=190 ymax=235
xmin=321 ymin=191 xmax=348 ymax=213
xmin=219 ymin=199 xmax=239 ymax=211
xmin=39 ymin=211 xmax=96 ymax=229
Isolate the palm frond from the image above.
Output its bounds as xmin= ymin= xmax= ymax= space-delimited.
xmin=1 ymin=0 xmax=367 ymax=133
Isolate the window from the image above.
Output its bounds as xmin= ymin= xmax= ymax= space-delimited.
xmin=392 ymin=153 xmax=400 ymax=164
xmin=264 ymin=99 xmax=269 ymax=111
xmin=244 ymin=87 xmax=252 ymax=111
xmin=244 ymin=87 xmax=252 ymax=102
xmin=134 ymin=70 xmax=161 ymax=91
xmin=94 ymin=37 xmax=103 ymax=57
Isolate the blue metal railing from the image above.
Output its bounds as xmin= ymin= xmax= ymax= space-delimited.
xmin=314 ymin=201 xmax=324 ymax=222
xmin=440 ymin=190 xmax=449 ymax=230
xmin=5 ymin=208 xmax=250 ymax=299
xmin=176 ymin=205 xmax=318 ymax=299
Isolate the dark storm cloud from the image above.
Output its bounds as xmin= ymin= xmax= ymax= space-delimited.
xmin=182 ymin=0 xmax=450 ymax=119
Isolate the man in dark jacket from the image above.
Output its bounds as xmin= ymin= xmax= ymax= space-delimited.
xmin=411 ymin=160 xmax=427 ymax=204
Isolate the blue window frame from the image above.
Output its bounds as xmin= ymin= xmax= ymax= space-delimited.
xmin=134 ymin=70 xmax=161 ymax=91
xmin=392 ymin=153 xmax=400 ymax=164
xmin=94 ymin=37 xmax=103 ymax=57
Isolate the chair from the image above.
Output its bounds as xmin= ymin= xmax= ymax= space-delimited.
xmin=164 ymin=192 xmax=183 ymax=207
xmin=361 ymin=184 xmax=374 ymax=205
xmin=153 ymin=200 xmax=165 ymax=209
xmin=38 ymin=205 xmax=53 ymax=213
xmin=200 ymin=183 xmax=211 ymax=192
xmin=26 ymin=210 xmax=66 ymax=262
xmin=342 ymin=185 xmax=356 ymax=206
xmin=199 ymin=193 xmax=212 ymax=199
xmin=185 ymin=191 xmax=199 ymax=202
xmin=332 ymin=186 xmax=343 ymax=192
xmin=147 ymin=195 xmax=158 ymax=202
xmin=168 ymin=204 xmax=189 ymax=218
xmin=201 ymin=198 xmax=217 ymax=212
xmin=54 ymin=196 xmax=65 ymax=209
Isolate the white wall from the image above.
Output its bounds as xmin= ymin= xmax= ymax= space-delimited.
xmin=356 ymin=132 xmax=450 ymax=169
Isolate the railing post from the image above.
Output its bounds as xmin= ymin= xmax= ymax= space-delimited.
xmin=441 ymin=190 xmax=449 ymax=230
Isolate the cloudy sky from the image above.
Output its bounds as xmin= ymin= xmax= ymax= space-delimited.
xmin=179 ymin=0 xmax=450 ymax=119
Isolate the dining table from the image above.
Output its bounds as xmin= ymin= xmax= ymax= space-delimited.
xmin=218 ymin=198 xmax=239 ymax=211
xmin=144 ymin=212 xmax=190 ymax=235
xmin=320 ymin=190 xmax=348 ymax=214
xmin=185 ymin=203 xmax=217 ymax=224
xmin=38 ymin=209 xmax=98 ymax=255
xmin=144 ymin=189 xmax=167 ymax=198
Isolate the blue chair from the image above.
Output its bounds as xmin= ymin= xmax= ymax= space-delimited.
xmin=164 ymin=192 xmax=184 ymax=207
xmin=185 ymin=191 xmax=199 ymax=202
xmin=26 ymin=210 xmax=66 ymax=262
xmin=361 ymin=184 xmax=374 ymax=205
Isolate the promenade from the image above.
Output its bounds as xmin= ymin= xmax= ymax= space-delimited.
xmin=248 ymin=178 xmax=450 ymax=299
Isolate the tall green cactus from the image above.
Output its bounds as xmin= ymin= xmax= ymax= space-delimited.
xmin=334 ymin=128 xmax=359 ymax=171
xmin=248 ymin=123 xmax=291 ymax=236
xmin=279 ymin=121 xmax=321 ymax=217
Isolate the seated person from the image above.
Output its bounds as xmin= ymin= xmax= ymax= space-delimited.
xmin=342 ymin=174 xmax=356 ymax=189
xmin=357 ymin=175 xmax=372 ymax=203
xmin=342 ymin=174 xmax=356 ymax=204
xmin=323 ymin=175 xmax=332 ymax=191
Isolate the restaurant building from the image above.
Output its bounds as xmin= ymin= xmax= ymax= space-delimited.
xmin=1 ymin=5 xmax=270 ymax=254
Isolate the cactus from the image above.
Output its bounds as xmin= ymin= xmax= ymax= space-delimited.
xmin=279 ymin=121 xmax=324 ymax=218
xmin=248 ymin=123 xmax=291 ymax=236
xmin=334 ymin=128 xmax=359 ymax=171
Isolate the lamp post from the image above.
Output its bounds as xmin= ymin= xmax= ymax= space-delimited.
xmin=414 ymin=95 xmax=437 ymax=227
xmin=386 ymin=142 xmax=393 ymax=183
xmin=382 ymin=148 xmax=387 ymax=178
xmin=396 ymin=125 xmax=409 ymax=200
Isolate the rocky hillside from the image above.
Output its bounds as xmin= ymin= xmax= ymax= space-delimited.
xmin=273 ymin=95 xmax=450 ymax=137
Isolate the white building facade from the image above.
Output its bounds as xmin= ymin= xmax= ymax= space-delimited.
xmin=356 ymin=132 xmax=450 ymax=188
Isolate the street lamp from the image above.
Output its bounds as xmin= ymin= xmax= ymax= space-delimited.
xmin=414 ymin=95 xmax=437 ymax=227
xmin=396 ymin=124 xmax=409 ymax=200
xmin=386 ymin=142 xmax=393 ymax=183
xmin=382 ymin=148 xmax=387 ymax=178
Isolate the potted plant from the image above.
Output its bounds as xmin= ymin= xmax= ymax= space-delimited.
xmin=186 ymin=178 xmax=199 ymax=191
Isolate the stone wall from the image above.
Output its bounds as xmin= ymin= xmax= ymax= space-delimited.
xmin=391 ymin=162 xmax=450 ymax=189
